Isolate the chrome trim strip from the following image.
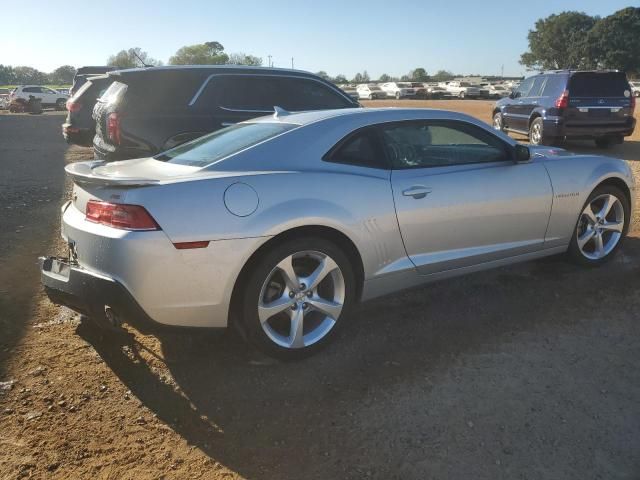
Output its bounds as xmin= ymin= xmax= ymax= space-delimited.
xmin=188 ymin=73 xmax=354 ymax=107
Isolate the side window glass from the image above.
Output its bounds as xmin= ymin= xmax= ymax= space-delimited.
xmin=516 ymin=77 xmax=534 ymax=97
xmin=529 ymin=77 xmax=546 ymax=97
xmin=325 ymin=129 xmax=385 ymax=169
xmin=281 ymin=78 xmax=351 ymax=110
xmin=542 ymin=75 xmax=566 ymax=97
xmin=381 ymin=121 xmax=509 ymax=169
xmin=198 ymin=76 xmax=278 ymax=112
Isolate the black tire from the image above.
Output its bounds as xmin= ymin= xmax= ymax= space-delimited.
xmin=368 ymin=94 xmax=373 ymax=100
xmin=568 ymin=185 xmax=630 ymax=267
xmin=528 ymin=117 xmax=554 ymax=146
xmin=594 ymin=137 xmax=620 ymax=149
xmin=241 ymin=237 xmax=356 ymax=360
xmin=395 ymin=91 xmax=401 ymax=100
xmin=492 ymin=112 xmax=504 ymax=132
xmin=55 ymin=98 xmax=66 ymax=111
xmin=458 ymin=91 xmax=465 ymax=99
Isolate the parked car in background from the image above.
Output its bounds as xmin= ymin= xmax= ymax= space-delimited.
xmin=71 ymin=66 xmax=115 ymax=96
xmin=444 ymin=81 xmax=481 ymax=99
xmin=493 ymin=70 xmax=636 ymax=148
xmin=0 ymin=88 xmax=10 ymax=109
xmin=8 ymin=85 xmax=68 ymax=110
xmin=356 ymin=84 xmax=386 ymax=99
xmin=486 ymin=84 xmax=511 ymax=98
xmin=380 ymin=82 xmax=416 ymax=99
xmin=41 ymin=108 xmax=634 ymax=359
xmin=630 ymin=81 xmax=640 ymax=97
xmin=423 ymin=83 xmax=447 ymax=99
xmin=56 ymin=88 xmax=70 ymax=95
xmin=92 ymin=66 xmax=360 ymax=161
xmin=410 ymin=82 xmax=427 ymax=98
xmin=63 ymin=75 xmax=114 ymax=146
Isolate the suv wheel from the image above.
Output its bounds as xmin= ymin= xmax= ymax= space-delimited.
xmin=242 ymin=237 xmax=356 ymax=360
xmin=568 ymin=185 xmax=629 ymax=266
xmin=395 ymin=92 xmax=401 ymax=99
xmin=55 ymin=99 xmax=66 ymax=111
xmin=528 ymin=118 xmax=551 ymax=146
xmin=492 ymin=112 xmax=504 ymax=131
xmin=458 ymin=91 xmax=465 ymax=99
xmin=594 ymin=137 xmax=620 ymax=149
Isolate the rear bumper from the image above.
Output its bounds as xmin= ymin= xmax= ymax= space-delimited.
xmin=40 ymin=256 xmax=169 ymax=333
xmin=543 ymin=117 xmax=636 ymax=139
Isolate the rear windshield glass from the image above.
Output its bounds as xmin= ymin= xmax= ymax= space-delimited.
xmin=97 ymin=81 xmax=127 ymax=104
xmin=154 ymin=122 xmax=297 ymax=167
xmin=569 ymin=73 xmax=630 ymax=97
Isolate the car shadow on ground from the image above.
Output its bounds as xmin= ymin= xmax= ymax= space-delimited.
xmin=76 ymin=236 xmax=640 ymax=479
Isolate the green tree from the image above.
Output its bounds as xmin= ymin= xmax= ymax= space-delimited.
xmin=378 ymin=73 xmax=392 ymax=82
xmin=589 ymin=7 xmax=640 ymax=72
xmin=13 ymin=66 xmax=49 ymax=84
xmin=50 ymin=65 xmax=76 ymax=84
xmin=227 ymin=52 xmax=263 ymax=66
xmin=352 ymin=71 xmax=370 ymax=83
xmin=431 ymin=70 xmax=454 ymax=82
xmin=411 ymin=68 xmax=429 ymax=81
xmin=107 ymin=48 xmax=161 ymax=68
xmin=520 ymin=11 xmax=597 ymax=70
xmin=315 ymin=71 xmax=331 ymax=81
xmin=169 ymin=41 xmax=229 ymax=65
xmin=0 ymin=64 xmax=16 ymax=84
xmin=333 ymin=74 xmax=347 ymax=84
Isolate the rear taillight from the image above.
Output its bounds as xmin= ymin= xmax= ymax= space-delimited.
xmin=86 ymin=200 xmax=159 ymax=231
xmin=554 ymin=90 xmax=569 ymax=109
xmin=107 ymin=112 xmax=122 ymax=145
xmin=66 ymin=99 xmax=81 ymax=112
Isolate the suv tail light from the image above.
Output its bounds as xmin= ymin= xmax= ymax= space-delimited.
xmin=107 ymin=112 xmax=122 ymax=145
xmin=86 ymin=200 xmax=160 ymax=231
xmin=66 ymin=99 xmax=81 ymax=113
xmin=555 ymin=90 xmax=569 ymax=109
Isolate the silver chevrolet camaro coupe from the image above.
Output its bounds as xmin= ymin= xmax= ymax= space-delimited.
xmin=41 ymin=108 xmax=634 ymax=359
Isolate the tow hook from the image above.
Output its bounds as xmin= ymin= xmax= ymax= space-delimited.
xmin=104 ymin=306 xmax=122 ymax=328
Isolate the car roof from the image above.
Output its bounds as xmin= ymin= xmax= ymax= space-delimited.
xmin=111 ymin=65 xmax=321 ymax=78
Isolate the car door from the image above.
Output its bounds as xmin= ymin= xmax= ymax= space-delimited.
xmin=502 ymin=76 xmax=534 ymax=132
xmin=383 ymin=120 xmax=553 ymax=275
xmin=41 ymin=87 xmax=58 ymax=105
xmin=520 ymin=75 xmax=547 ymax=124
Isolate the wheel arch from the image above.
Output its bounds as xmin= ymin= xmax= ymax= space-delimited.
xmin=228 ymin=224 xmax=365 ymax=331
xmin=595 ymin=176 xmax=632 ymax=207
xmin=528 ymin=111 xmax=543 ymax=127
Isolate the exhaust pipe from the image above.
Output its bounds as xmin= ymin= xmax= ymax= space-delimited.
xmin=104 ymin=306 xmax=122 ymax=328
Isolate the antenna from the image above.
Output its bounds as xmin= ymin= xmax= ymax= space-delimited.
xmin=273 ymin=106 xmax=289 ymax=119
xmin=133 ymin=50 xmax=152 ymax=68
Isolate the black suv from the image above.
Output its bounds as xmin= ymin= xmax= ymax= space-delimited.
xmin=92 ymin=66 xmax=360 ymax=161
xmin=63 ymin=75 xmax=114 ymax=146
xmin=492 ymin=70 xmax=636 ymax=148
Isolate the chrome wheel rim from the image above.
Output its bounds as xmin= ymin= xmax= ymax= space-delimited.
xmin=258 ymin=251 xmax=345 ymax=349
xmin=577 ymin=194 xmax=624 ymax=260
xmin=530 ymin=122 xmax=542 ymax=144
xmin=493 ymin=113 xmax=502 ymax=130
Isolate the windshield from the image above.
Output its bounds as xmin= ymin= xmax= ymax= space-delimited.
xmin=369 ymin=86 xmax=381 ymax=91
xmin=398 ymin=83 xmax=411 ymax=88
xmin=154 ymin=122 xmax=297 ymax=167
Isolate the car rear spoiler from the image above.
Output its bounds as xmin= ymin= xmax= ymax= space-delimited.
xmin=65 ymin=161 xmax=160 ymax=186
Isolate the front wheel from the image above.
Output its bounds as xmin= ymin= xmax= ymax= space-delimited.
xmin=55 ymin=99 xmax=66 ymax=111
xmin=242 ymin=237 xmax=356 ymax=360
xmin=568 ymin=185 xmax=629 ymax=266
xmin=395 ymin=91 xmax=401 ymax=99
xmin=458 ymin=91 xmax=465 ymax=99
xmin=528 ymin=117 xmax=554 ymax=146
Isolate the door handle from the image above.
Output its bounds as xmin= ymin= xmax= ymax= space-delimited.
xmin=402 ymin=186 xmax=432 ymax=199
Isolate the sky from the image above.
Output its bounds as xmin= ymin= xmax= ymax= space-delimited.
xmin=0 ymin=0 xmax=635 ymax=78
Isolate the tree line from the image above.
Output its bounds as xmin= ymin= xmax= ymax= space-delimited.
xmin=521 ymin=7 xmax=640 ymax=72
xmin=0 ymin=65 xmax=76 ymax=85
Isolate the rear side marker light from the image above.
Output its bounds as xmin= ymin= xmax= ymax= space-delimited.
xmin=173 ymin=241 xmax=210 ymax=250
xmin=86 ymin=200 xmax=160 ymax=231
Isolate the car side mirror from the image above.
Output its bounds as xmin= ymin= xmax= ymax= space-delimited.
xmin=514 ymin=144 xmax=530 ymax=162
xmin=509 ymin=91 xmax=517 ymax=99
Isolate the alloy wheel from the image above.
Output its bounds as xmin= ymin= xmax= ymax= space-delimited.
xmin=258 ymin=251 xmax=345 ymax=349
xmin=493 ymin=113 xmax=502 ymax=130
xmin=576 ymin=194 xmax=624 ymax=260
xmin=530 ymin=122 xmax=542 ymax=144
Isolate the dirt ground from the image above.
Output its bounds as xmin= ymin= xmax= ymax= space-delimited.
xmin=1 ymin=101 xmax=639 ymax=480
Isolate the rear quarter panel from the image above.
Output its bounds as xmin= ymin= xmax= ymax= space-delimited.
xmin=541 ymin=154 xmax=634 ymax=247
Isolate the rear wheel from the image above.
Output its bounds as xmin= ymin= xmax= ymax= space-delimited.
xmin=242 ymin=237 xmax=356 ymax=360
xmin=395 ymin=91 xmax=401 ymax=99
xmin=568 ymin=185 xmax=629 ymax=266
xmin=55 ymin=99 xmax=66 ymax=111
xmin=458 ymin=91 xmax=465 ymax=99
xmin=492 ymin=112 xmax=504 ymax=131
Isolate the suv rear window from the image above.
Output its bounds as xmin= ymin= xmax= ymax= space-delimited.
xmin=569 ymin=72 xmax=630 ymax=97
xmin=98 ymin=81 xmax=127 ymax=104
xmin=154 ymin=122 xmax=297 ymax=167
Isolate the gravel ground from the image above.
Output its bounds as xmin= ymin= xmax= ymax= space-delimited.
xmin=0 ymin=102 xmax=639 ymax=480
